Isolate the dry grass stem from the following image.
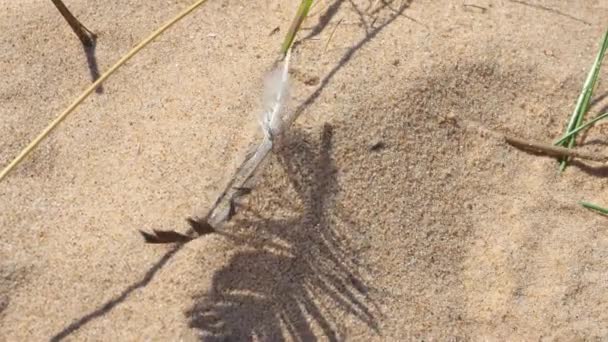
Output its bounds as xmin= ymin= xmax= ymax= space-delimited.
xmin=505 ymin=135 xmax=608 ymax=163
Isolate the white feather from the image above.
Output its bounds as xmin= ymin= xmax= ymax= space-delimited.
xmin=260 ymin=52 xmax=291 ymax=140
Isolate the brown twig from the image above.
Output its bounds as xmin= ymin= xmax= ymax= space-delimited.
xmin=50 ymin=0 xmax=96 ymax=47
xmin=505 ymin=135 xmax=608 ymax=163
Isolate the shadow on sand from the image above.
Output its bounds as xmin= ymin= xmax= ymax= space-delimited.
xmin=188 ymin=125 xmax=379 ymax=341
xmin=83 ymin=36 xmax=104 ymax=94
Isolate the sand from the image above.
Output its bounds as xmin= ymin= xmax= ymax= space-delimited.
xmin=1 ymin=0 xmax=608 ymax=340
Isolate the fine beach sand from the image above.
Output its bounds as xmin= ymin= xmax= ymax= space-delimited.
xmin=1 ymin=0 xmax=608 ymax=340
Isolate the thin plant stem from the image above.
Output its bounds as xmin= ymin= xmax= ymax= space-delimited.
xmin=559 ymin=29 xmax=608 ymax=170
xmin=0 ymin=0 xmax=210 ymax=183
xmin=280 ymin=0 xmax=314 ymax=58
xmin=553 ymin=112 xmax=608 ymax=146
xmin=505 ymin=135 xmax=608 ymax=163
xmin=50 ymin=0 xmax=96 ymax=46
xmin=580 ymin=201 xmax=608 ymax=215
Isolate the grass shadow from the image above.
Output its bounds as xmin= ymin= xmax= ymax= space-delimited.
xmin=292 ymin=0 xmax=413 ymax=118
xmin=302 ymin=0 xmax=346 ymax=40
xmin=188 ymin=124 xmax=379 ymax=341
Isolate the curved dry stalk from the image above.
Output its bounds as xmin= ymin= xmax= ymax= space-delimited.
xmin=505 ymin=135 xmax=608 ymax=163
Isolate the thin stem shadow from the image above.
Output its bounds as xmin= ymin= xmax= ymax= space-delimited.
xmin=589 ymin=91 xmax=608 ymax=110
xmin=49 ymin=244 xmax=184 ymax=341
xmin=83 ymin=36 xmax=104 ymax=94
xmin=301 ymin=0 xmax=346 ymax=41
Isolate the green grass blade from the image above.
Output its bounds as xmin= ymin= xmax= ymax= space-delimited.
xmin=280 ymin=0 xmax=314 ymax=58
xmin=580 ymin=201 xmax=608 ymax=215
xmin=559 ymin=28 xmax=608 ymax=170
xmin=553 ymin=111 xmax=608 ymax=146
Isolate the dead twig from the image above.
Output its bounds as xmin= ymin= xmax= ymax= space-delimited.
xmin=50 ymin=0 xmax=96 ymax=47
xmin=505 ymin=135 xmax=608 ymax=163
